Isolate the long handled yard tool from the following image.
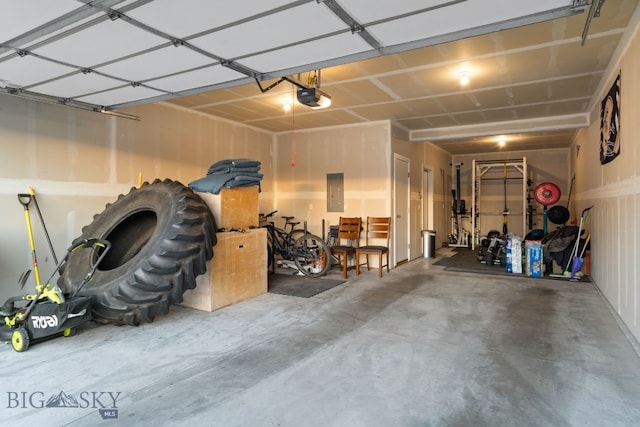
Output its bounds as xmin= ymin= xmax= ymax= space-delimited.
xmin=570 ymin=234 xmax=590 ymax=281
xmin=562 ymin=205 xmax=593 ymax=279
xmin=1 ymin=194 xmax=110 ymax=352
xmin=18 ymin=193 xmax=44 ymax=290
xmin=28 ymin=187 xmax=58 ymax=265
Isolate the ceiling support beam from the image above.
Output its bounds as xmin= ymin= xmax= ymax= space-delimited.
xmin=0 ymin=88 xmax=139 ymax=120
xmin=408 ymin=114 xmax=590 ymax=142
xmin=318 ymin=0 xmax=384 ymax=50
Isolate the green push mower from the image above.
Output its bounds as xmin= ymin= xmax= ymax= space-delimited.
xmin=0 ymin=193 xmax=110 ymax=352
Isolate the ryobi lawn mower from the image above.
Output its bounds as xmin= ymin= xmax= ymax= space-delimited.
xmin=0 ymin=193 xmax=110 ymax=352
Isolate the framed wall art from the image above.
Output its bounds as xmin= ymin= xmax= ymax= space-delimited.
xmin=600 ymin=72 xmax=621 ymax=165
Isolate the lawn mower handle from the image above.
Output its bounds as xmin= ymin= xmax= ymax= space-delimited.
xmin=68 ymin=238 xmax=111 ymax=253
xmin=69 ymin=238 xmax=111 ymax=298
xmin=17 ymin=193 xmax=32 ymax=208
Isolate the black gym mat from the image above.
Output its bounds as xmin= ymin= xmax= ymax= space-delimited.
xmin=434 ymin=248 xmax=513 ymax=276
xmin=434 ymin=248 xmax=591 ymax=282
xmin=268 ymin=273 xmax=346 ymax=298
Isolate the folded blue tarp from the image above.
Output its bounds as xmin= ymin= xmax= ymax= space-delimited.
xmin=207 ymin=158 xmax=261 ymax=175
xmin=189 ymin=158 xmax=263 ymax=194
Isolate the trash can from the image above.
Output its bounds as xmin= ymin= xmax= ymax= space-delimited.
xmin=422 ymin=230 xmax=436 ymax=258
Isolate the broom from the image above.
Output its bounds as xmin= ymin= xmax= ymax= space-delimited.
xmin=570 ymin=234 xmax=590 ymax=282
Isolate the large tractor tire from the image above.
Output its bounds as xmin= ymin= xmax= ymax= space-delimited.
xmin=58 ymin=179 xmax=217 ymax=326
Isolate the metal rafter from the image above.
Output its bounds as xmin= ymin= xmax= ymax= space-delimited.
xmin=0 ymin=0 xmax=132 ymax=58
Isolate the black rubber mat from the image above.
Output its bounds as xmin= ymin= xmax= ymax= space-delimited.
xmin=268 ymin=273 xmax=345 ymax=298
xmin=434 ymin=248 xmax=591 ymax=282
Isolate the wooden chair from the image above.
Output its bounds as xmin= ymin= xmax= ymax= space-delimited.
xmin=355 ymin=216 xmax=391 ymax=277
xmin=330 ymin=217 xmax=362 ymax=279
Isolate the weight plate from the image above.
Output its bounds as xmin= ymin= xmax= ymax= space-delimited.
xmin=534 ymin=182 xmax=561 ymax=206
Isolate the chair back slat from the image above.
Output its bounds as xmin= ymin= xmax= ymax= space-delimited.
xmin=337 ymin=217 xmax=361 ymax=246
xmin=365 ymin=217 xmax=391 ymax=245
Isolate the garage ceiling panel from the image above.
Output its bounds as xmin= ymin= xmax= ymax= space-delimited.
xmin=76 ymin=85 xmax=166 ymax=106
xmin=375 ymin=70 xmax=457 ymax=100
xmin=0 ymin=55 xmax=75 ymax=88
xmin=96 ymin=45 xmax=215 ymax=82
xmin=237 ymin=33 xmax=371 ymax=74
xmin=166 ymin=92 xmax=223 ymax=109
xmin=145 ymin=65 xmax=246 ymax=94
xmin=325 ymin=80 xmax=396 ymax=107
xmin=274 ymin=108 xmax=363 ymax=130
xmin=190 ymin=2 xmax=348 ymax=60
xmin=127 ymin=0 xmax=294 ymax=39
xmin=1 ymin=0 xmax=636 ymax=155
xmin=368 ymin=0 xmax=574 ymax=46
xmin=29 ymin=72 xmax=124 ymax=98
xmin=197 ymin=101 xmax=285 ymax=123
xmin=228 ymin=80 xmax=291 ymax=98
xmin=0 ymin=1 xmax=79 ymax=42
xmin=397 ymin=115 xmax=459 ymax=129
xmin=347 ymin=102 xmax=420 ymax=121
xmin=32 ymin=19 xmax=166 ymax=68
xmin=338 ymin=0 xmax=452 ymax=24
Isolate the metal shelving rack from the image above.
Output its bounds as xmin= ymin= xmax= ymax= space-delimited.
xmin=471 ymin=157 xmax=528 ymax=250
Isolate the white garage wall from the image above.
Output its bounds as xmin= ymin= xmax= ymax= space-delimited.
xmin=392 ymin=132 xmax=453 ymax=258
xmin=0 ymin=99 xmax=273 ymax=303
xmin=572 ymin=18 xmax=640 ymax=343
xmin=273 ymin=121 xmax=392 ymax=238
xmin=273 ymin=122 xmax=453 ymax=266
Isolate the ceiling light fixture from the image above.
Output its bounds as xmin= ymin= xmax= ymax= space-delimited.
xmin=498 ymin=136 xmax=507 ymax=147
xmin=458 ymin=70 xmax=470 ymax=86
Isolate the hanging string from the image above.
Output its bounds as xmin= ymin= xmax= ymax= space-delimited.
xmin=291 ymin=85 xmax=296 ymax=167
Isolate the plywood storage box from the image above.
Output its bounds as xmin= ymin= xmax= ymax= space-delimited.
xmin=197 ymin=186 xmax=259 ymax=230
xmin=181 ymin=228 xmax=267 ymax=312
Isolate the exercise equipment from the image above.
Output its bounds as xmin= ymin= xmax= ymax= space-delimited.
xmin=471 ymin=158 xmax=528 ymax=250
xmin=478 ymin=230 xmax=506 ymax=266
xmin=501 ymin=163 xmax=509 ymax=234
xmin=449 ymin=163 xmax=469 ymax=248
xmin=547 ymin=205 xmax=570 ymax=225
xmin=533 ymin=181 xmax=561 ymax=234
xmin=547 ymin=174 xmax=574 ymax=226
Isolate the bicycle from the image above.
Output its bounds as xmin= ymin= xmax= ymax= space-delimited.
xmin=259 ymin=211 xmax=331 ymax=277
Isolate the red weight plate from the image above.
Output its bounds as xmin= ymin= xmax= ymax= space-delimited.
xmin=534 ymin=182 xmax=561 ymax=206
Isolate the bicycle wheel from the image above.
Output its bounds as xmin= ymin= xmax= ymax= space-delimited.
xmin=292 ymin=233 xmax=331 ymax=277
xmin=289 ymin=229 xmax=306 ymax=243
xmin=267 ymin=240 xmax=274 ymax=270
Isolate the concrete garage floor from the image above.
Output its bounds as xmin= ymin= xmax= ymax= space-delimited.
xmin=2 ymin=249 xmax=640 ymax=427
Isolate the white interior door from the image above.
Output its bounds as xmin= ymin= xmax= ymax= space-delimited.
xmin=394 ymin=155 xmax=410 ymax=264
